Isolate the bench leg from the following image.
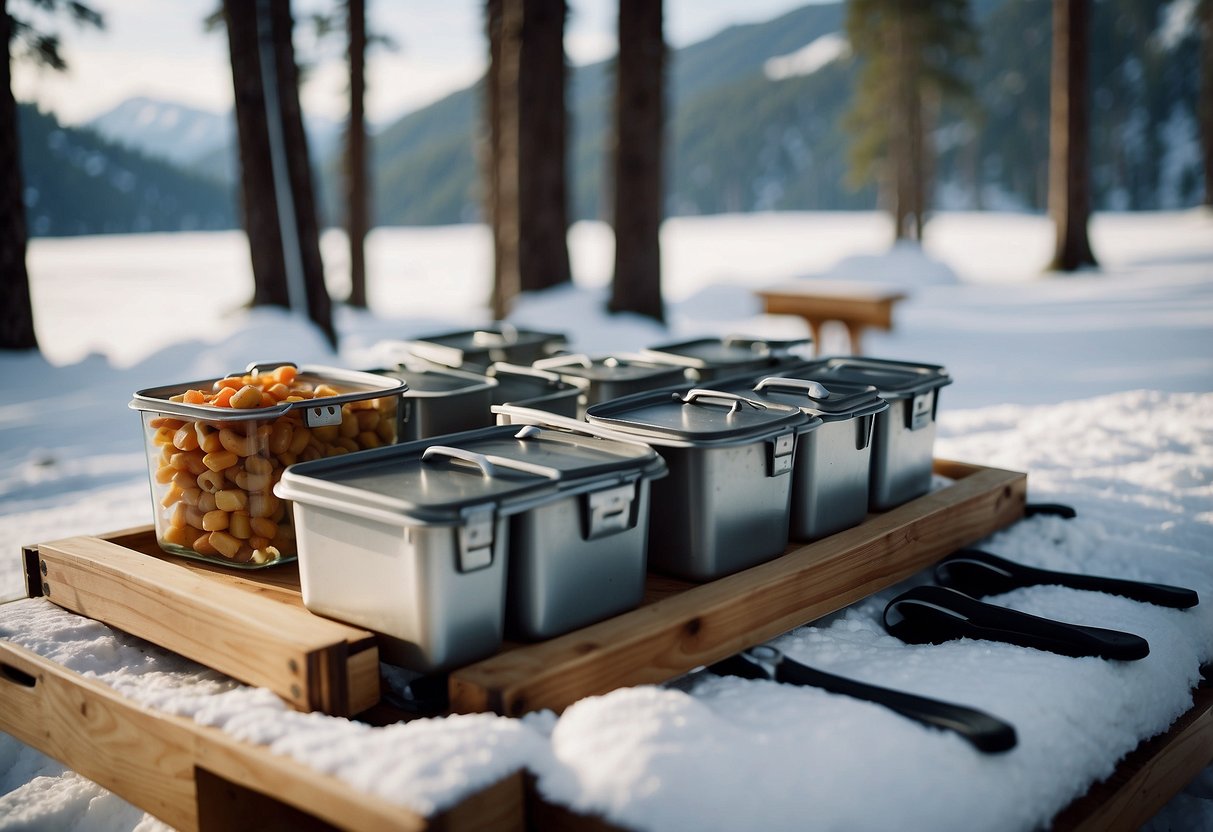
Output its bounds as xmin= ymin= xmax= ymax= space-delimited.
xmin=848 ymin=324 xmax=865 ymax=356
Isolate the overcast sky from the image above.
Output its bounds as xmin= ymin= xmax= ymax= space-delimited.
xmin=12 ymin=0 xmax=815 ymax=126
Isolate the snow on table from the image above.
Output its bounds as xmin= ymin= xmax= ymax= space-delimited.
xmin=2 ymin=392 xmax=1211 ymax=831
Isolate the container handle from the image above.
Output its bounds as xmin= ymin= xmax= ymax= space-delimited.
xmin=244 ymin=360 xmax=298 ymax=375
xmin=753 ymin=377 xmax=831 ymax=400
xmin=422 ymin=445 xmax=563 ymax=481
xmin=679 ymin=389 xmax=768 ymax=414
xmin=488 ymin=362 xmax=565 ymax=384
xmin=532 ymin=353 xmax=595 ymax=370
xmin=492 ymin=404 xmax=656 ymax=449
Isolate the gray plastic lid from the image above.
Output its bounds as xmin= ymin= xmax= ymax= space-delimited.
xmin=389 ymin=366 xmax=497 ymax=396
xmin=585 ymin=388 xmax=808 ymax=445
xmin=415 ymin=325 xmax=566 ymax=354
xmin=275 ymin=424 xmax=663 ymax=525
xmin=640 ymin=337 xmax=779 ymax=370
xmin=747 ymin=376 xmax=889 ymax=422
xmin=129 ymin=362 xmax=406 ymax=423
xmin=815 ymin=357 xmax=952 ymax=400
xmin=535 ymin=354 xmax=689 ymax=384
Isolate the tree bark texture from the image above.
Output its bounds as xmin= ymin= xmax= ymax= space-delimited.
xmin=492 ymin=0 xmax=572 ymax=319
xmin=609 ymin=0 xmax=665 ymax=323
xmin=0 ymin=3 xmax=38 ymax=350
xmin=345 ymin=0 xmax=369 ymax=308
xmin=889 ymin=9 xmax=925 ymax=242
xmin=1047 ymin=0 xmax=1097 ymax=271
xmin=224 ymin=0 xmax=336 ymax=345
xmin=485 ymin=0 xmax=506 ymax=316
xmin=1201 ymin=0 xmax=1212 ymax=207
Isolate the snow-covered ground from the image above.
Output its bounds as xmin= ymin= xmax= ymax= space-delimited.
xmin=1 ymin=210 xmax=1212 ymax=830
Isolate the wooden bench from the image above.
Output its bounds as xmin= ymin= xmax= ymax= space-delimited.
xmin=757 ymin=280 xmax=907 ymax=355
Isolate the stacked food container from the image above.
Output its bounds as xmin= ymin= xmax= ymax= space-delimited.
xmin=639 ymin=335 xmax=812 ymax=383
xmin=401 ymin=324 xmax=567 ymax=371
xmin=130 ymin=331 xmax=954 ymax=676
xmin=533 ymin=353 xmax=691 ymax=414
xmin=718 ymin=375 xmax=889 ymax=540
xmin=581 ymin=388 xmax=813 ymax=581
xmin=129 ymin=362 xmax=407 ymax=568
xmin=274 ymin=424 xmax=667 ymax=667
xmin=780 ymin=358 xmax=952 ymax=510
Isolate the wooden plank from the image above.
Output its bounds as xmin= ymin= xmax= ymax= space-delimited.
xmin=0 ymin=639 xmax=518 ymax=832
xmin=32 ymin=535 xmax=379 ymax=715
xmin=1050 ymin=684 xmax=1213 ymax=831
xmin=449 ymin=460 xmax=1026 ymax=715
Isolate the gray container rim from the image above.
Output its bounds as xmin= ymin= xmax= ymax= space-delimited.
xmin=275 ymin=423 xmax=667 ymax=528
xmin=819 ymin=357 xmax=953 ymax=399
xmin=128 ymin=362 xmax=407 ymax=421
xmin=746 ymin=377 xmax=891 ymax=422
xmin=391 ymin=366 xmax=498 ymax=397
xmin=585 ymin=388 xmax=811 ymax=447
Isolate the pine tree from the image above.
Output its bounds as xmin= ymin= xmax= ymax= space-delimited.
xmin=345 ymin=0 xmax=369 ymax=308
xmin=221 ymin=0 xmax=336 ymax=347
xmin=844 ymin=0 xmax=977 ymax=241
xmin=1200 ymin=0 xmax=1212 ymax=208
xmin=1047 ymin=0 xmax=1098 ymax=271
xmin=1 ymin=0 xmax=102 ymax=351
xmin=488 ymin=0 xmax=572 ymax=319
xmin=608 ymin=0 xmax=665 ymax=324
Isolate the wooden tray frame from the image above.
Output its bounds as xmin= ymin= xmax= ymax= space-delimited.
xmin=5 ymin=458 xmax=1211 ymax=829
xmin=21 ymin=460 xmax=1026 ymax=719
xmin=23 ymin=527 xmax=381 ymax=717
xmin=450 ymin=459 xmax=1026 ymax=714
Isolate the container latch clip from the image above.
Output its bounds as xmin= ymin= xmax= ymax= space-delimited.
xmin=457 ymin=506 xmax=495 ymax=572
xmin=768 ymin=432 xmax=795 ymax=476
xmin=906 ymin=391 xmax=935 ymax=431
xmin=583 ymin=482 xmax=637 ymax=540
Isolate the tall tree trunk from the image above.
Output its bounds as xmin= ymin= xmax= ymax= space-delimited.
xmin=485 ymin=0 xmax=506 ymax=316
xmin=891 ymin=8 xmax=925 ymax=242
xmin=492 ymin=0 xmax=572 ymax=319
xmin=1047 ymin=0 xmax=1097 ymax=271
xmin=1201 ymin=0 xmax=1212 ymax=208
xmin=0 ymin=3 xmax=38 ymax=351
xmin=609 ymin=0 xmax=665 ymax=323
xmin=223 ymin=0 xmax=337 ymax=346
xmin=345 ymin=0 xmax=369 ymax=308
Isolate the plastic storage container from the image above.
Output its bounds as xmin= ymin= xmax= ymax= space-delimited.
xmin=639 ymin=335 xmax=812 ymax=383
xmin=403 ymin=324 xmax=567 ymax=371
xmin=532 ymin=353 xmax=691 ymax=413
xmin=487 ymin=363 xmax=583 ymax=418
xmin=129 ymin=362 xmax=406 ymax=568
xmin=733 ymin=376 xmax=889 ymax=540
xmin=385 ymin=365 xmax=497 ymax=441
xmin=808 ymin=357 xmax=952 ymax=511
xmin=274 ymin=424 xmax=667 ymax=668
xmin=581 ymin=388 xmax=811 ymax=581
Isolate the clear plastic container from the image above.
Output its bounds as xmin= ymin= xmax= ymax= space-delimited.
xmin=129 ymin=362 xmax=406 ymax=568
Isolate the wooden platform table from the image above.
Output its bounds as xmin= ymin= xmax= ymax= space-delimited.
xmin=5 ymin=457 xmax=1213 ymax=829
xmin=757 ymin=280 xmax=907 ymax=355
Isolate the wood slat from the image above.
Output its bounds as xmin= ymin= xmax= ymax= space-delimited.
xmin=449 ymin=460 xmax=1026 ymax=715
xmin=30 ymin=534 xmax=378 ymax=715
xmin=0 ymin=640 xmax=522 ymax=832
xmin=1050 ymin=684 xmax=1213 ymax=831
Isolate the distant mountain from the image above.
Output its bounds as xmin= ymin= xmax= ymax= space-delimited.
xmin=86 ymin=96 xmax=344 ymax=178
xmin=18 ymin=104 xmax=237 ymax=236
xmin=87 ymin=96 xmax=230 ymax=168
xmin=20 ymin=0 xmax=1205 ymax=236
xmin=363 ymin=0 xmax=1203 ymax=226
